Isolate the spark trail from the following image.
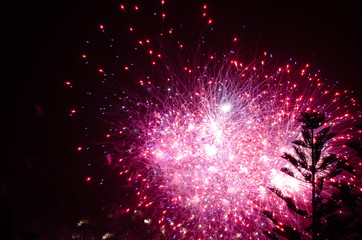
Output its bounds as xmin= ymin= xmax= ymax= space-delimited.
xmin=72 ymin=1 xmax=361 ymax=239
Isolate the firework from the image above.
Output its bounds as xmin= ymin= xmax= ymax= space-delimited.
xmin=71 ymin=1 xmax=361 ymax=239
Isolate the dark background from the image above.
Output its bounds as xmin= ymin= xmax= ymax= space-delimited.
xmin=4 ymin=0 xmax=361 ymax=239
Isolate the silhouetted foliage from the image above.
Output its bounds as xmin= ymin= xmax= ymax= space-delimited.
xmin=263 ymin=112 xmax=360 ymax=240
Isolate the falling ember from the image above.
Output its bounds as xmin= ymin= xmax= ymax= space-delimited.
xmin=74 ymin=1 xmax=361 ymax=239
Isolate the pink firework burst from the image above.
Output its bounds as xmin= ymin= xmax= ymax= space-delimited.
xmin=73 ymin=1 xmax=361 ymax=239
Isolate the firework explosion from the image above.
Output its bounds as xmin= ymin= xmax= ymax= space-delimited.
xmin=71 ymin=1 xmax=361 ymax=239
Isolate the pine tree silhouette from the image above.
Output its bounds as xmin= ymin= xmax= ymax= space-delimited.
xmin=263 ymin=112 xmax=359 ymax=240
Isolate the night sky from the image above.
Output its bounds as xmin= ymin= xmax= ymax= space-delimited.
xmin=5 ymin=0 xmax=361 ymax=239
